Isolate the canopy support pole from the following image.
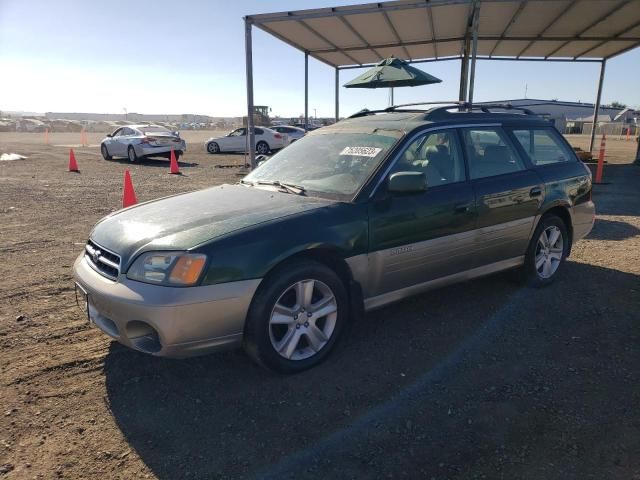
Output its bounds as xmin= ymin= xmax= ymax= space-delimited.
xmin=390 ymin=87 xmax=394 ymax=107
xmin=335 ymin=67 xmax=340 ymax=122
xmin=459 ymin=38 xmax=470 ymax=102
xmin=304 ymin=52 xmax=309 ymax=132
xmin=589 ymin=59 xmax=606 ymax=152
xmin=467 ymin=3 xmax=480 ymax=104
xmin=244 ymin=17 xmax=256 ymax=169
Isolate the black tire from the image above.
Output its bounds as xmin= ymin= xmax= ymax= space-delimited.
xmin=174 ymin=150 xmax=182 ymax=161
xmin=127 ymin=145 xmax=137 ymax=163
xmin=207 ymin=142 xmax=219 ymax=154
xmin=244 ymin=259 xmax=348 ymax=374
xmin=256 ymin=141 xmax=270 ymax=155
xmin=521 ymin=214 xmax=570 ymax=288
xmin=101 ymin=144 xmax=112 ymax=160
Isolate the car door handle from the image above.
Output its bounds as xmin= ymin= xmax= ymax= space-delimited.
xmin=454 ymin=202 xmax=472 ymax=213
xmin=529 ymin=187 xmax=542 ymax=197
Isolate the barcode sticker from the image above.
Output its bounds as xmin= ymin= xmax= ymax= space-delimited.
xmin=339 ymin=146 xmax=382 ymax=157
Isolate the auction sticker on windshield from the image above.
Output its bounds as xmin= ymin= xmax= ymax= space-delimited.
xmin=339 ymin=146 xmax=382 ymax=157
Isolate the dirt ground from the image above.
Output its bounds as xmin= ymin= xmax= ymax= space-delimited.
xmin=1 ymin=131 xmax=639 ymax=480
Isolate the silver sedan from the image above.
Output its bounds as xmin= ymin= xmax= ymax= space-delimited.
xmin=100 ymin=125 xmax=186 ymax=162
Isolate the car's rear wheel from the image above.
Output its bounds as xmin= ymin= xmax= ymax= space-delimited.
xmin=127 ymin=145 xmax=137 ymax=163
xmin=256 ymin=141 xmax=269 ymax=155
xmin=207 ymin=142 xmax=219 ymax=154
xmin=244 ymin=260 xmax=348 ymax=373
xmin=522 ymin=214 xmax=569 ymax=287
xmin=101 ymin=144 xmax=112 ymax=160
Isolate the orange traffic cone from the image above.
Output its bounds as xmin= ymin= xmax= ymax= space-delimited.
xmin=68 ymin=148 xmax=79 ymax=172
xmin=169 ymin=147 xmax=180 ymax=175
xmin=122 ymin=170 xmax=138 ymax=208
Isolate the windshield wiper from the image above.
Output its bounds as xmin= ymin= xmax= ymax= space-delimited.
xmin=255 ymin=180 xmax=306 ymax=195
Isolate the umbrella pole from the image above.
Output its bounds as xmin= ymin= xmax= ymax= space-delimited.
xmin=390 ymin=87 xmax=394 ymax=107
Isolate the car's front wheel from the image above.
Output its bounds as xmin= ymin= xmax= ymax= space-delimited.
xmin=522 ymin=214 xmax=569 ymax=287
xmin=101 ymin=144 xmax=112 ymax=160
xmin=244 ymin=259 xmax=348 ymax=373
xmin=207 ymin=142 xmax=219 ymax=154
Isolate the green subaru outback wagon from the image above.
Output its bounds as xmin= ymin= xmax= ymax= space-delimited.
xmin=73 ymin=103 xmax=595 ymax=372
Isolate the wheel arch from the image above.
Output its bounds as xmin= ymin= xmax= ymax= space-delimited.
xmin=257 ymin=246 xmax=364 ymax=321
xmin=538 ymin=203 xmax=574 ymax=251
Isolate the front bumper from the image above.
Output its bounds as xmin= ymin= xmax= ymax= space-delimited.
xmin=73 ymin=254 xmax=261 ymax=357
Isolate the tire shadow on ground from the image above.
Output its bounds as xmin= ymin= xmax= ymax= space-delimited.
xmin=104 ymin=261 xmax=640 ymax=479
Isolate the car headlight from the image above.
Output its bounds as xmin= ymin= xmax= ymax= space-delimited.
xmin=127 ymin=252 xmax=207 ymax=286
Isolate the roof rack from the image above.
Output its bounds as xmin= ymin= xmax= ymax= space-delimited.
xmin=348 ymin=102 xmax=538 ymax=119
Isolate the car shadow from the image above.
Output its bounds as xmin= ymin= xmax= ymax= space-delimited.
xmin=588 ymin=163 xmax=640 ymax=216
xmin=103 ymin=261 xmax=640 ymax=479
xmin=588 ymin=218 xmax=640 ymax=241
xmin=107 ymin=157 xmax=199 ymax=168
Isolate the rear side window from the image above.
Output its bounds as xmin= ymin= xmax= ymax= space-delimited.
xmin=461 ymin=128 xmax=525 ymax=179
xmin=255 ymin=128 xmax=264 ymax=135
xmin=511 ymin=128 xmax=575 ymax=166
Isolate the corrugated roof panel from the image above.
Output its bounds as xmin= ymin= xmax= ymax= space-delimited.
xmin=404 ymin=43 xmax=437 ymax=60
xmin=478 ymin=2 xmax=521 ymax=36
xmin=550 ymin=40 xmax=603 ymax=58
xmin=387 ymin=8 xmax=433 ymax=42
xmin=477 ymin=39 xmax=499 ymax=56
xmin=491 ymin=39 xmax=534 ymax=57
xmin=265 ymin=20 xmax=333 ymax=50
xmin=508 ymin=1 xmax=576 ymax=37
xmin=586 ymin=39 xmax=638 ymax=57
xmin=520 ymin=40 xmax=567 ymax=57
xmin=437 ymin=40 xmax=465 ymax=57
xmin=304 ymin=17 xmax=364 ymax=48
xmin=252 ymin=0 xmax=640 ymax=66
xmin=431 ymin=4 xmax=470 ymax=38
xmin=582 ymin=1 xmax=640 ymax=37
xmin=345 ymin=12 xmax=396 ymax=45
xmin=545 ymin=0 xmax=626 ymax=36
xmin=346 ymin=48 xmax=384 ymax=65
xmin=313 ymin=51 xmax=361 ymax=67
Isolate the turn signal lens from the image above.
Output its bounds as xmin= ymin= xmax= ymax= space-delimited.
xmin=169 ymin=255 xmax=207 ymax=285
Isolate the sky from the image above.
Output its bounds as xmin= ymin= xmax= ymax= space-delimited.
xmin=1 ymin=0 xmax=639 ymax=118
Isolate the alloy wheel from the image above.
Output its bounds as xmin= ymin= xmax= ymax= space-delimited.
xmin=257 ymin=142 xmax=269 ymax=155
xmin=535 ymin=226 xmax=564 ymax=279
xmin=268 ymin=279 xmax=338 ymax=361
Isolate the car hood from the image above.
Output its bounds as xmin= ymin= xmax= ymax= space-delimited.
xmin=90 ymin=184 xmax=333 ymax=266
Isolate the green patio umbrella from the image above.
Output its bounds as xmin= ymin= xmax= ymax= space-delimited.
xmin=344 ymin=57 xmax=442 ymax=106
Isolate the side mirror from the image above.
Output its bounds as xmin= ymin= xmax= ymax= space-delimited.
xmin=387 ymin=171 xmax=427 ymax=193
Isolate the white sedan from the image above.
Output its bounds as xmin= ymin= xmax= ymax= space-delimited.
xmin=101 ymin=125 xmax=186 ymax=163
xmin=205 ymin=127 xmax=287 ymax=155
xmin=269 ymin=125 xmax=306 ymax=144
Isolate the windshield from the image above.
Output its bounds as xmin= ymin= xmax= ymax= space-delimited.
xmin=244 ymin=132 xmax=399 ymax=198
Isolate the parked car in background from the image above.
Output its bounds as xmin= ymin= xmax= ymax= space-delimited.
xmin=74 ymin=103 xmax=595 ymax=373
xmin=100 ymin=125 xmax=186 ymax=163
xmin=205 ymin=127 xmax=287 ymax=155
xmin=269 ymin=125 xmax=306 ymax=144
xmin=294 ymin=123 xmax=320 ymax=131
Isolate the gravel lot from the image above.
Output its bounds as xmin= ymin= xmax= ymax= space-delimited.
xmin=1 ymin=131 xmax=639 ymax=479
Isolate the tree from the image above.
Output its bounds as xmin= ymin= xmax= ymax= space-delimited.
xmin=603 ymin=101 xmax=627 ymax=109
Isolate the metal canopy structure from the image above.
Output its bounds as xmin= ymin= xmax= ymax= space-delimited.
xmin=244 ymin=0 xmax=640 ymax=166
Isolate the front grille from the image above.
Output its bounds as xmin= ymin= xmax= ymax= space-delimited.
xmin=85 ymin=240 xmax=121 ymax=280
